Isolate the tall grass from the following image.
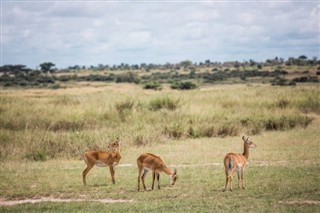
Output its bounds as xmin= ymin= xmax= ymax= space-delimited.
xmin=0 ymin=84 xmax=319 ymax=160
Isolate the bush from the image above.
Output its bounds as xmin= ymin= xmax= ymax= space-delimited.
xmin=148 ymin=96 xmax=180 ymax=111
xmin=116 ymin=72 xmax=140 ymax=83
xmin=171 ymin=81 xmax=198 ymax=90
xmin=292 ymin=76 xmax=319 ymax=83
xmin=143 ymin=81 xmax=162 ymax=90
xmin=271 ymin=77 xmax=296 ymax=86
xmin=163 ymin=123 xmax=184 ymax=139
xmin=26 ymin=150 xmax=47 ymax=161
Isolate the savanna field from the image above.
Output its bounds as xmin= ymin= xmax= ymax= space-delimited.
xmin=0 ymin=66 xmax=320 ymax=212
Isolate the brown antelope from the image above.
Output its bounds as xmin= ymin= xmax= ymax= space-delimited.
xmin=137 ymin=153 xmax=177 ymax=191
xmin=223 ymin=136 xmax=257 ymax=192
xmin=82 ymin=138 xmax=121 ymax=186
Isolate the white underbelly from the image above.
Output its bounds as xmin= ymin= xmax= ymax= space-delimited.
xmin=143 ymin=167 xmax=161 ymax=174
xmin=95 ymin=161 xmax=108 ymax=167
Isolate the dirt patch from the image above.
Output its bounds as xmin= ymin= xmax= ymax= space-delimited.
xmin=0 ymin=197 xmax=134 ymax=206
xmin=279 ymin=200 xmax=320 ymax=205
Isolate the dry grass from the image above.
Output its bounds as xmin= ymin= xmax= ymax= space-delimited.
xmin=1 ymin=84 xmax=319 ymax=161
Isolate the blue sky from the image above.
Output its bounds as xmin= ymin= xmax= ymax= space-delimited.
xmin=1 ymin=0 xmax=319 ymax=69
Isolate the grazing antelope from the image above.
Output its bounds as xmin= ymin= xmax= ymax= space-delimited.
xmin=137 ymin=153 xmax=177 ymax=191
xmin=82 ymin=138 xmax=121 ymax=186
xmin=223 ymin=136 xmax=257 ymax=192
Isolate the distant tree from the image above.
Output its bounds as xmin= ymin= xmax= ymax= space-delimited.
xmin=234 ymin=61 xmax=240 ymax=71
xmin=40 ymin=62 xmax=55 ymax=76
xmin=298 ymin=55 xmax=308 ymax=60
xmin=140 ymin=63 xmax=147 ymax=70
xmin=249 ymin=59 xmax=256 ymax=66
xmin=279 ymin=57 xmax=285 ymax=64
xmin=0 ymin=65 xmax=13 ymax=75
xmin=0 ymin=64 xmax=30 ymax=77
xmin=132 ymin=64 xmax=139 ymax=70
xmin=180 ymin=60 xmax=193 ymax=68
xmin=98 ymin=64 xmax=104 ymax=70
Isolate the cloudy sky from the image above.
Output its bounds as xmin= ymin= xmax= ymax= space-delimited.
xmin=1 ymin=0 xmax=319 ymax=68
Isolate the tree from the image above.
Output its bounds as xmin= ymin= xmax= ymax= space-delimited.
xmin=234 ymin=61 xmax=240 ymax=71
xmin=180 ymin=60 xmax=192 ymax=67
xmin=249 ymin=59 xmax=256 ymax=66
xmin=298 ymin=55 xmax=308 ymax=60
xmin=0 ymin=64 xmax=30 ymax=77
xmin=0 ymin=65 xmax=13 ymax=75
xmin=39 ymin=62 xmax=55 ymax=76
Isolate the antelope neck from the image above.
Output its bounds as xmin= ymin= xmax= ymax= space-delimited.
xmin=242 ymin=143 xmax=250 ymax=159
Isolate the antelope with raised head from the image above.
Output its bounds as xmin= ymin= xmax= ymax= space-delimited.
xmin=137 ymin=153 xmax=177 ymax=191
xmin=223 ymin=136 xmax=257 ymax=192
xmin=82 ymin=138 xmax=121 ymax=186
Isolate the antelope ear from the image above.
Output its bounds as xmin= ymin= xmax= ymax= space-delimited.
xmin=111 ymin=153 xmax=117 ymax=157
xmin=173 ymin=168 xmax=177 ymax=174
xmin=242 ymin=136 xmax=246 ymax=141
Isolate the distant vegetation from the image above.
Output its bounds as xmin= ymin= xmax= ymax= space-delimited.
xmin=0 ymin=56 xmax=319 ymax=89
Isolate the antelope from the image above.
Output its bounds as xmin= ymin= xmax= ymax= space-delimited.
xmin=82 ymin=138 xmax=121 ymax=186
xmin=137 ymin=153 xmax=177 ymax=191
xmin=223 ymin=136 xmax=257 ymax=192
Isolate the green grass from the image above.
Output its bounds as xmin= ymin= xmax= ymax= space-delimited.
xmin=1 ymin=123 xmax=320 ymax=212
xmin=0 ymin=83 xmax=319 ymax=212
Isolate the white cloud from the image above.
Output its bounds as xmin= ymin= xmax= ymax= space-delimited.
xmin=1 ymin=1 xmax=319 ymax=68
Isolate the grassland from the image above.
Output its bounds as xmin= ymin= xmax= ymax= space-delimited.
xmin=0 ymin=82 xmax=319 ymax=212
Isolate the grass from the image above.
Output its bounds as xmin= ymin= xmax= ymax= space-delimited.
xmin=0 ymin=83 xmax=319 ymax=212
xmin=1 ymin=84 xmax=319 ymax=161
xmin=0 ymin=127 xmax=319 ymax=212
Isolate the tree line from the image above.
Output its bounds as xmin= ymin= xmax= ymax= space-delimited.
xmin=0 ymin=56 xmax=319 ymax=88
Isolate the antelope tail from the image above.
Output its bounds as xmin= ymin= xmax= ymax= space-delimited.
xmin=227 ymin=157 xmax=233 ymax=178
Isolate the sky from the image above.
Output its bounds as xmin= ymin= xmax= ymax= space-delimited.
xmin=1 ymin=0 xmax=319 ymax=69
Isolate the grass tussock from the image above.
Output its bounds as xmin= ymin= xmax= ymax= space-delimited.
xmin=148 ymin=96 xmax=181 ymax=111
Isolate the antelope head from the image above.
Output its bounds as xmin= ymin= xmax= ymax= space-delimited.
xmin=242 ymin=136 xmax=257 ymax=148
xmin=108 ymin=138 xmax=121 ymax=152
xmin=170 ymin=168 xmax=178 ymax=185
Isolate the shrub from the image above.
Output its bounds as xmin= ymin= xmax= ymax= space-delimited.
xmin=148 ymin=96 xmax=180 ymax=111
xmin=271 ymin=77 xmax=296 ymax=86
xmin=26 ymin=150 xmax=47 ymax=161
xmin=116 ymin=72 xmax=140 ymax=84
xmin=163 ymin=123 xmax=184 ymax=139
xmin=143 ymin=81 xmax=162 ymax=90
xmin=170 ymin=81 xmax=198 ymax=90
xmin=292 ymin=76 xmax=319 ymax=83
xmin=261 ymin=115 xmax=312 ymax=131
